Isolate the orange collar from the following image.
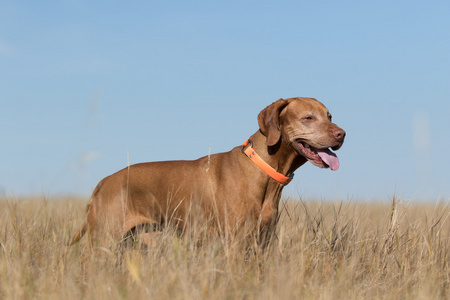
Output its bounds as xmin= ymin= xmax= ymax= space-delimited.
xmin=241 ymin=139 xmax=294 ymax=186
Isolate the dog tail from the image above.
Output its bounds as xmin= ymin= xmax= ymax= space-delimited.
xmin=68 ymin=220 xmax=88 ymax=246
xmin=69 ymin=200 xmax=95 ymax=246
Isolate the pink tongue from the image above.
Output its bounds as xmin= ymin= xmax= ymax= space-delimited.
xmin=317 ymin=149 xmax=340 ymax=171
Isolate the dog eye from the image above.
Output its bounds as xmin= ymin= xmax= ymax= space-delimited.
xmin=304 ymin=116 xmax=314 ymax=121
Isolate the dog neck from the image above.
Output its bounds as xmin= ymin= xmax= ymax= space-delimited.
xmin=241 ymin=139 xmax=294 ymax=185
xmin=247 ymin=130 xmax=307 ymax=181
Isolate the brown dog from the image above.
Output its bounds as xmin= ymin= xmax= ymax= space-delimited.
xmin=69 ymin=97 xmax=345 ymax=247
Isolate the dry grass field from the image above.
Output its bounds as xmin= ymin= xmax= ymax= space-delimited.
xmin=0 ymin=195 xmax=449 ymax=299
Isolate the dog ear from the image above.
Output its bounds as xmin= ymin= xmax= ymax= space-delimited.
xmin=258 ymin=98 xmax=289 ymax=146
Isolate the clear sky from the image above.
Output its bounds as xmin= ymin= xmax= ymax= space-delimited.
xmin=1 ymin=1 xmax=449 ymax=202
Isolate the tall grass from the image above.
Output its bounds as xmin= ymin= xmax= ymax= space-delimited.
xmin=0 ymin=195 xmax=449 ymax=299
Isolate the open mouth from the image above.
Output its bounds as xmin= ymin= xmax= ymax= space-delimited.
xmin=295 ymin=140 xmax=340 ymax=171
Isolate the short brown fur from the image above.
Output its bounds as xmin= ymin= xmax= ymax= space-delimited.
xmin=69 ymin=97 xmax=345 ymax=247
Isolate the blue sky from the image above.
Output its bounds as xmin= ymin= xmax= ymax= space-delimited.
xmin=1 ymin=1 xmax=449 ymax=202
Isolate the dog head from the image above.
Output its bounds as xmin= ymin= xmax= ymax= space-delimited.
xmin=258 ymin=97 xmax=345 ymax=170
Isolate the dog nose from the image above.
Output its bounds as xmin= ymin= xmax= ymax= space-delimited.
xmin=330 ymin=128 xmax=345 ymax=151
xmin=334 ymin=128 xmax=346 ymax=142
